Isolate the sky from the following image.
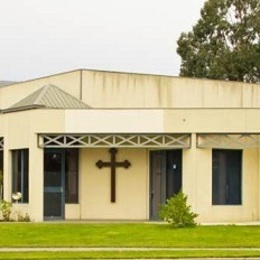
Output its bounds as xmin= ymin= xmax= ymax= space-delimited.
xmin=0 ymin=0 xmax=206 ymax=81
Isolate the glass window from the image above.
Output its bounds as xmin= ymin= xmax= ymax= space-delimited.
xmin=212 ymin=149 xmax=242 ymax=205
xmin=12 ymin=149 xmax=29 ymax=203
xmin=0 ymin=151 xmax=3 ymax=171
xmin=65 ymin=149 xmax=78 ymax=203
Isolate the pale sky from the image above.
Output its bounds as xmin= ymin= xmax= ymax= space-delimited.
xmin=0 ymin=0 xmax=206 ymax=81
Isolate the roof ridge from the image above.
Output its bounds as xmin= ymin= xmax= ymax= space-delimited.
xmin=34 ymin=84 xmax=51 ymax=104
xmin=45 ymin=84 xmax=89 ymax=107
xmin=3 ymin=83 xmax=90 ymax=113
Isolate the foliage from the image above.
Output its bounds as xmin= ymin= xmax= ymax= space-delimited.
xmin=177 ymin=0 xmax=260 ymax=83
xmin=159 ymin=191 xmax=198 ymax=228
xmin=0 ymin=200 xmax=30 ymax=222
xmin=0 ymin=200 xmax=13 ymax=221
xmin=16 ymin=211 xmax=31 ymax=222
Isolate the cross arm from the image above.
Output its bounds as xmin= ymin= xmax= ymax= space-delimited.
xmin=117 ymin=160 xmax=131 ymax=169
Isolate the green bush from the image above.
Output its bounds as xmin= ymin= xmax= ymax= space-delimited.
xmin=0 ymin=200 xmax=13 ymax=221
xmin=159 ymin=191 xmax=198 ymax=228
xmin=17 ymin=211 xmax=31 ymax=222
xmin=0 ymin=200 xmax=31 ymax=222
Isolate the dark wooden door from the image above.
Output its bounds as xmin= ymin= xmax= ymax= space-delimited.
xmin=150 ymin=149 xmax=182 ymax=220
xmin=150 ymin=151 xmax=166 ymax=220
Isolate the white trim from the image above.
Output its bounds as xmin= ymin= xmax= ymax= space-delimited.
xmin=0 ymin=137 xmax=3 ymax=151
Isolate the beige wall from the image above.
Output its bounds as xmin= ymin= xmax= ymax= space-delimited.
xmin=2 ymin=69 xmax=260 ymax=110
xmin=64 ymin=109 xmax=260 ymax=134
xmin=1 ymin=108 xmax=260 ymax=222
xmin=0 ymin=70 xmax=81 ymax=109
xmin=1 ymin=69 xmax=260 ymax=222
xmin=81 ymin=70 xmax=260 ymax=108
xmin=188 ymin=147 xmax=260 ymax=223
xmin=1 ymin=109 xmax=65 ymax=221
xmin=72 ymin=143 xmax=260 ymax=223
xmin=64 ymin=110 xmax=164 ymax=133
xmin=79 ymin=148 xmax=148 ymax=220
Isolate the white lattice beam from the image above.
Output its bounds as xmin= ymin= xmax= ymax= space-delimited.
xmin=0 ymin=137 xmax=3 ymax=151
xmin=197 ymin=134 xmax=260 ymax=149
xmin=38 ymin=134 xmax=191 ymax=148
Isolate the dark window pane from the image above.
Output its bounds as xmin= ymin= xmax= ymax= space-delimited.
xmin=44 ymin=153 xmax=63 ymax=187
xmin=44 ymin=192 xmax=62 ymax=217
xmin=166 ymin=150 xmax=182 ymax=198
xmin=12 ymin=149 xmax=29 ymax=203
xmin=212 ymin=149 xmax=242 ymax=205
xmin=44 ymin=150 xmax=64 ymax=219
xmin=65 ymin=149 xmax=79 ymax=203
xmin=0 ymin=151 xmax=3 ymax=172
xmin=22 ymin=150 xmax=29 ymax=203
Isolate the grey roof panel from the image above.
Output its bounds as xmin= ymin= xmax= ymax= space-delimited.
xmin=4 ymin=84 xmax=90 ymax=113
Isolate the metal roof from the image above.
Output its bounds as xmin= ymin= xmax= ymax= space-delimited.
xmin=3 ymin=84 xmax=90 ymax=113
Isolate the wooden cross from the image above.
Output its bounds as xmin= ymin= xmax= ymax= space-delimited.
xmin=96 ymin=148 xmax=131 ymax=203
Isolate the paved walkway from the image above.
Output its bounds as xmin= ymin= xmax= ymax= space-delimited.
xmin=1 ymin=247 xmax=260 ymax=259
xmin=0 ymin=247 xmax=260 ymax=252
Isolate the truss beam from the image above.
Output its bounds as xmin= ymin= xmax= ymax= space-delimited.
xmin=39 ymin=134 xmax=191 ymax=148
xmin=197 ymin=134 xmax=260 ymax=149
xmin=0 ymin=137 xmax=3 ymax=151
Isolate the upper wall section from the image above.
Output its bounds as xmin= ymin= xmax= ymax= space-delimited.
xmin=1 ymin=69 xmax=260 ymax=109
xmin=0 ymin=70 xmax=81 ymax=110
xmin=82 ymin=70 xmax=260 ymax=108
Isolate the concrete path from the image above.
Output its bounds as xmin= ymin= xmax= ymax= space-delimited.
xmin=0 ymin=247 xmax=260 ymax=252
xmin=1 ymin=247 xmax=260 ymax=260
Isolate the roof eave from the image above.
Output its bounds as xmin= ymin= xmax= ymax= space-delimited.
xmin=1 ymin=104 xmax=46 ymax=114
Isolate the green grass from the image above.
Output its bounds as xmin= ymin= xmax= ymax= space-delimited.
xmin=0 ymin=223 xmax=260 ymax=247
xmin=0 ymin=223 xmax=260 ymax=259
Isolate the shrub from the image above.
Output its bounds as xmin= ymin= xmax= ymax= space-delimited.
xmin=159 ymin=191 xmax=198 ymax=228
xmin=0 ymin=200 xmax=13 ymax=221
xmin=16 ymin=211 xmax=31 ymax=222
xmin=0 ymin=200 xmax=31 ymax=222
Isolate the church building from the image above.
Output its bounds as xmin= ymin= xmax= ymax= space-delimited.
xmin=0 ymin=69 xmax=260 ymax=223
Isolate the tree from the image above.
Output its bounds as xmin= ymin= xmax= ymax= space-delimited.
xmin=177 ymin=0 xmax=260 ymax=83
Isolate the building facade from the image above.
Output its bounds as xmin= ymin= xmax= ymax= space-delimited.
xmin=0 ymin=69 xmax=260 ymax=223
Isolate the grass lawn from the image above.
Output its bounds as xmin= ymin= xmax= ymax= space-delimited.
xmin=0 ymin=223 xmax=260 ymax=259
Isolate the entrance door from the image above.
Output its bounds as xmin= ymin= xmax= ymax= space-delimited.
xmin=44 ymin=150 xmax=65 ymax=219
xmin=150 ymin=149 xmax=182 ymax=220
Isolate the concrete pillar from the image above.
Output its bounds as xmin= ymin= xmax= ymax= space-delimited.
xmin=28 ymin=135 xmax=44 ymax=222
